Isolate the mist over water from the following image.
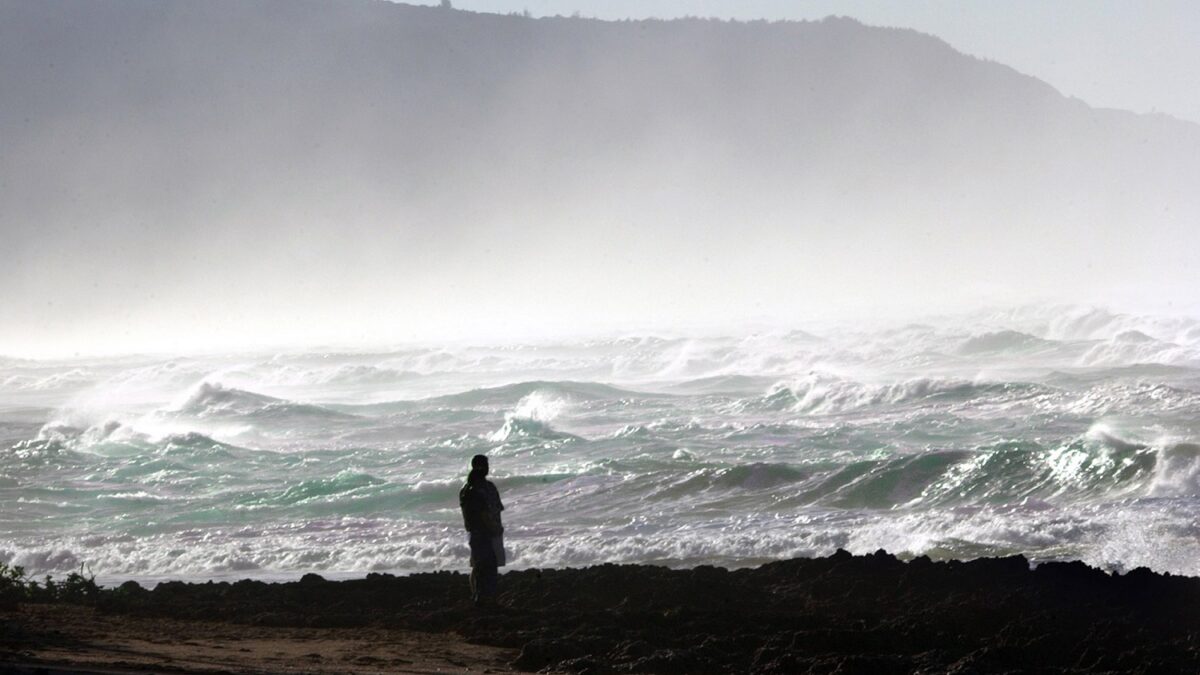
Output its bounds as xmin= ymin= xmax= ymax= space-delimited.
xmin=3 ymin=305 xmax=1200 ymax=581
xmin=3 ymin=1 xmax=1200 ymax=356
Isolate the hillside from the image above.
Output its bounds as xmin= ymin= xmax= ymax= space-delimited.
xmin=1 ymin=0 xmax=1197 ymax=346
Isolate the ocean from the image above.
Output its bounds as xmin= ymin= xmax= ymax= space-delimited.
xmin=2 ymin=305 xmax=1199 ymax=583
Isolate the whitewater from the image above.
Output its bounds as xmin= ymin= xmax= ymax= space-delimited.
xmin=2 ymin=305 xmax=1200 ymax=583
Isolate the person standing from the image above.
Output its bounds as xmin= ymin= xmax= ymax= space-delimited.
xmin=459 ymin=454 xmax=505 ymax=605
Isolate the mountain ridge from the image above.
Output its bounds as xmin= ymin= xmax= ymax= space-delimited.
xmin=1 ymin=0 xmax=1197 ymax=349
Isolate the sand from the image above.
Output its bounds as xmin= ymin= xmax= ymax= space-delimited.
xmin=2 ymin=604 xmax=516 ymax=674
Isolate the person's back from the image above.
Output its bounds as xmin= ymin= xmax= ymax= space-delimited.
xmin=459 ymin=454 xmax=504 ymax=604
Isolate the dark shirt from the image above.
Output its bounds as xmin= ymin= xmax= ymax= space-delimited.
xmin=460 ymin=474 xmax=504 ymax=535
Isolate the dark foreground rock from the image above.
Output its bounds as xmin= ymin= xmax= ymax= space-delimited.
xmin=89 ymin=551 xmax=1200 ymax=673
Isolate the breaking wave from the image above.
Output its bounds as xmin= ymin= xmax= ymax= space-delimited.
xmin=166 ymin=381 xmax=354 ymax=422
xmin=4 ymin=305 xmax=1200 ymax=579
xmin=429 ymin=380 xmax=637 ymax=408
xmin=748 ymin=374 xmax=1047 ymax=414
xmin=957 ymin=330 xmax=1055 ymax=355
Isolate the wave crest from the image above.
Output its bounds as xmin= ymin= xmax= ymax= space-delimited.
xmin=958 ymin=330 xmax=1054 ymax=355
xmin=167 ymin=382 xmax=351 ymax=421
xmin=751 ymin=374 xmax=1041 ymax=414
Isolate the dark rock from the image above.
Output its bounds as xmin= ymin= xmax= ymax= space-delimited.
xmin=82 ymin=551 xmax=1200 ymax=674
xmin=513 ymin=638 xmax=589 ymax=671
xmin=555 ymin=655 xmax=608 ymax=674
xmin=610 ymin=639 xmax=653 ymax=660
xmin=629 ymin=648 xmax=701 ymax=674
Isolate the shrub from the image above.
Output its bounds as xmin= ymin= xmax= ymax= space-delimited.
xmin=0 ymin=561 xmax=28 ymax=610
xmin=0 ymin=562 xmax=100 ymax=608
xmin=58 ymin=566 xmax=100 ymax=604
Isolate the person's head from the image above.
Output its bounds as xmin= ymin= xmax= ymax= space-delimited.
xmin=471 ymin=454 xmax=489 ymax=476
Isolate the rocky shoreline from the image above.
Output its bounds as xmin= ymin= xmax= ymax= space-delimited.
xmin=6 ymin=550 xmax=1200 ymax=673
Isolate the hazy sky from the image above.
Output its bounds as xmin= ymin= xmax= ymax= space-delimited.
xmin=3 ymin=1 xmax=1199 ymax=358
xmin=415 ymin=0 xmax=1200 ymax=124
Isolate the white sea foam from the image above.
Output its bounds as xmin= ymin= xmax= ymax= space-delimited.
xmin=510 ymin=390 xmax=568 ymax=423
xmin=1147 ymin=442 xmax=1200 ymax=497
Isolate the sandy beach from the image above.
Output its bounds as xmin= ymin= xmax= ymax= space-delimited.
xmin=3 ymin=603 xmax=516 ymax=674
xmin=4 ymin=550 xmax=1200 ymax=674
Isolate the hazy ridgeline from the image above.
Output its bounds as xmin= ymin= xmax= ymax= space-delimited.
xmin=2 ymin=0 xmax=1199 ymax=353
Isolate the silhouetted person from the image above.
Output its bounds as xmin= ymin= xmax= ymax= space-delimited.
xmin=459 ymin=454 xmax=504 ymax=604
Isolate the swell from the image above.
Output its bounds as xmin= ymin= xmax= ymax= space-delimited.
xmin=744 ymin=375 xmax=1050 ymax=414
xmin=425 ymin=380 xmax=646 ymax=407
xmin=543 ymin=433 xmax=1197 ymax=515
xmin=167 ymin=382 xmax=355 ymax=422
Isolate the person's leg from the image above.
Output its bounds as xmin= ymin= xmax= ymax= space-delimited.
xmin=480 ymin=561 xmax=498 ymax=600
xmin=469 ymin=532 xmax=496 ymax=605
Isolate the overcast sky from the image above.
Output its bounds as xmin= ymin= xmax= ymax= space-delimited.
xmin=414 ymin=0 xmax=1200 ymax=124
